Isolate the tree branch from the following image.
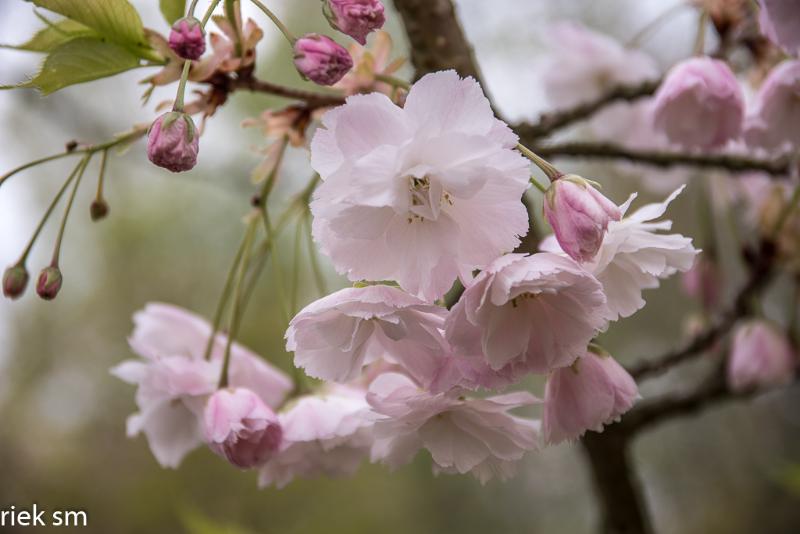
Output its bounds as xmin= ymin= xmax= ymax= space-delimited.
xmin=391 ymin=0 xmax=483 ymax=80
xmin=223 ymin=72 xmax=346 ymax=109
xmin=515 ymin=79 xmax=661 ymax=141
xmin=531 ymin=142 xmax=792 ymax=176
xmin=629 ymin=241 xmax=777 ymax=380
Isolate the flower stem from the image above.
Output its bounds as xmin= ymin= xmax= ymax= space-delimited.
xmin=201 ymin=0 xmax=223 ymax=25
xmin=172 ymin=60 xmax=193 ymax=112
xmin=529 ymin=175 xmax=548 ymax=194
xmin=772 ymin=185 xmax=800 ymax=237
xmin=50 ymin=155 xmax=91 ymax=267
xmin=225 ymin=0 xmax=245 ymax=55
xmin=187 ymin=0 xmax=201 ymax=16
xmin=693 ymin=9 xmax=709 ymax=56
xmin=248 ymin=0 xmax=297 ymax=44
xmin=94 ymin=149 xmax=108 ymax=203
xmin=218 ymin=214 xmax=259 ymax=388
xmin=374 ymin=73 xmax=411 ymax=90
xmin=517 ymin=143 xmax=562 ymax=182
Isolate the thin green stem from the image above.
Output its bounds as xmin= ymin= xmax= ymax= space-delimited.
xmin=529 ymin=175 xmax=548 ymax=194
xmin=187 ymin=0 xmax=201 ymax=16
xmin=201 ymin=0 xmax=223 ymax=25
xmin=248 ymin=0 xmax=296 ymax=44
xmin=225 ymin=0 xmax=245 ymax=55
xmin=693 ymin=9 xmax=709 ymax=56
xmin=95 ymin=149 xmax=108 ymax=202
xmin=219 ymin=215 xmax=259 ymax=388
xmin=50 ymin=155 xmax=90 ymax=267
xmin=626 ymin=1 xmax=689 ymax=47
xmin=12 ymin=159 xmax=86 ymax=267
xmin=173 ymin=60 xmax=193 ymax=112
xmin=517 ymin=143 xmax=562 ymax=182
xmin=374 ymin=73 xmax=411 ymax=90
xmin=773 ymin=185 xmax=800 ymax=237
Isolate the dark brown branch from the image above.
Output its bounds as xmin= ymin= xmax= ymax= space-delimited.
xmin=226 ymin=73 xmax=345 ymax=109
xmin=629 ymin=241 xmax=777 ymax=380
xmin=391 ymin=0 xmax=483 ymax=80
xmin=516 ymin=79 xmax=662 ymax=141
xmin=532 ymin=142 xmax=792 ymax=176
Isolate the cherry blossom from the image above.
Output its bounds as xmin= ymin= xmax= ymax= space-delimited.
xmin=758 ymin=0 xmax=800 ymax=56
xmin=310 ymin=70 xmax=530 ymax=301
xmin=368 ymin=373 xmax=539 ymax=483
xmin=744 ymin=60 xmax=800 ymax=152
xmin=727 ymin=320 xmax=797 ymax=392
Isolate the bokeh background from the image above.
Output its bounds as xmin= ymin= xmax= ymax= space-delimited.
xmin=1 ymin=0 xmax=799 ymax=532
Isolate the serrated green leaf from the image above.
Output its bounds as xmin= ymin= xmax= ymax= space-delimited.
xmin=0 ymin=18 xmax=96 ymax=52
xmin=11 ymin=38 xmax=142 ymax=95
xmin=29 ymin=0 xmax=148 ymax=48
xmin=159 ymin=0 xmax=187 ymax=24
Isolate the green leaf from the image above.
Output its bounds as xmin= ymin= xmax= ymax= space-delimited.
xmin=29 ymin=0 xmax=148 ymax=49
xmin=11 ymin=38 xmax=142 ymax=94
xmin=0 ymin=18 xmax=96 ymax=53
xmin=159 ymin=0 xmax=187 ymax=24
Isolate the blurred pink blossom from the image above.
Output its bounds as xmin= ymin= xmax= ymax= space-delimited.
xmin=727 ymin=320 xmax=797 ymax=392
xmin=758 ymin=0 xmax=800 ymax=56
xmin=744 ymin=60 xmax=800 ymax=152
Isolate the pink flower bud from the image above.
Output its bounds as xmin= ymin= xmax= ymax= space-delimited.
xmin=147 ymin=112 xmax=199 ymax=173
xmin=293 ymin=34 xmax=354 ymax=86
xmin=204 ymin=388 xmax=282 ymax=469
xmin=543 ymin=175 xmax=621 ymax=263
xmin=36 ymin=266 xmax=62 ymax=300
xmin=653 ymin=57 xmax=744 ymax=149
xmin=543 ymin=349 xmax=639 ymax=444
xmin=727 ymin=320 xmax=796 ymax=392
xmin=3 ymin=264 xmax=29 ymax=300
xmin=324 ymin=0 xmax=386 ymax=45
xmin=168 ymin=17 xmax=206 ymax=60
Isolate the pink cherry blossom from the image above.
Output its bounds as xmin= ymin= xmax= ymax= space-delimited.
xmin=543 ymin=350 xmax=639 ymax=444
xmin=367 ymin=373 xmax=539 ymax=483
xmin=204 ymin=388 xmax=282 ymax=469
xmin=758 ymin=0 xmax=800 ymax=56
xmin=542 ymin=21 xmax=659 ymax=109
xmin=544 ymin=176 xmax=622 ymax=263
xmin=744 ymin=60 xmax=800 ymax=152
xmin=147 ymin=112 xmax=200 ymax=173
xmin=543 ymin=186 xmax=699 ymax=321
xmin=168 ymin=17 xmax=206 ymax=60
xmin=325 ymin=0 xmax=386 ymax=45
xmin=310 ymin=70 xmax=530 ymax=301
xmin=445 ymin=253 xmax=609 ymax=379
xmin=111 ymin=303 xmax=292 ymax=468
xmin=258 ymin=386 xmax=374 ymax=488
xmin=653 ymin=57 xmax=744 ymax=149
xmin=727 ymin=320 xmax=796 ymax=392
xmin=286 ymin=285 xmax=449 ymax=386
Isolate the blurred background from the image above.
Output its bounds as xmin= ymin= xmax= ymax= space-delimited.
xmin=0 ymin=0 xmax=798 ymax=532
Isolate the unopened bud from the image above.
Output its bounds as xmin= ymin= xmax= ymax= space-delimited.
xmin=293 ymin=34 xmax=354 ymax=86
xmin=36 ymin=266 xmax=63 ymax=300
xmin=324 ymin=0 xmax=386 ymax=45
xmin=3 ymin=264 xmax=29 ymax=300
xmin=169 ymin=17 xmax=206 ymax=60
xmin=147 ymin=112 xmax=199 ymax=173
xmin=90 ymin=199 xmax=109 ymax=221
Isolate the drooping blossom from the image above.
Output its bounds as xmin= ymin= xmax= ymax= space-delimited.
xmin=543 ymin=176 xmax=622 ymax=263
xmin=445 ymin=253 xmax=609 ymax=379
xmin=204 ymin=388 xmax=282 ymax=469
xmin=2 ymin=264 xmax=28 ymax=300
xmin=368 ymin=373 xmax=539 ymax=483
xmin=169 ymin=17 xmax=206 ymax=60
xmin=653 ymin=57 xmax=744 ymax=149
xmin=310 ymin=70 xmax=530 ymax=301
xmin=35 ymin=266 xmax=62 ymax=300
xmin=542 ymin=349 xmax=639 ymax=444
xmin=111 ymin=303 xmax=292 ymax=468
xmin=758 ymin=0 xmax=800 ymax=56
xmin=542 ymin=21 xmax=659 ymax=109
xmin=258 ymin=386 xmax=374 ymax=488
xmin=286 ymin=285 xmax=448 ymax=386
xmin=744 ymin=60 xmax=800 ymax=152
xmin=543 ymin=186 xmax=699 ymax=321
xmin=727 ymin=320 xmax=796 ymax=392
xmin=147 ymin=112 xmax=200 ymax=172
xmin=324 ymin=0 xmax=386 ymax=45
xmin=294 ymin=34 xmax=354 ymax=86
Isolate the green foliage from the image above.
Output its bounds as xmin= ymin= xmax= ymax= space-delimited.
xmin=29 ymin=0 xmax=149 ymax=49
xmin=13 ymin=38 xmax=142 ymax=95
xmin=160 ymin=0 xmax=188 ymax=25
xmin=180 ymin=506 xmax=257 ymax=534
xmin=1 ymin=17 xmax=97 ymax=52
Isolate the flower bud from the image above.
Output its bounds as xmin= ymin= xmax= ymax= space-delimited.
xmin=293 ymin=34 xmax=354 ymax=86
xmin=147 ymin=112 xmax=199 ymax=173
xmin=3 ymin=264 xmax=29 ymax=300
xmin=168 ymin=17 xmax=206 ymax=60
xmin=324 ymin=0 xmax=386 ymax=45
xmin=727 ymin=320 xmax=796 ymax=392
xmin=36 ymin=266 xmax=63 ymax=300
xmin=204 ymin=388 xmax=282 ymax=469
xmin=544 ymin=175 xmax=622 ymax=263
xmin=90 ymin=199 xmax=109 ymax=221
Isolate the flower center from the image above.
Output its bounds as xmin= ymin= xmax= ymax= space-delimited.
xmin=406 ymin=175 xmax=453 ymax=223
xmin=510 ymin=292 xmax=539 ymax=308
